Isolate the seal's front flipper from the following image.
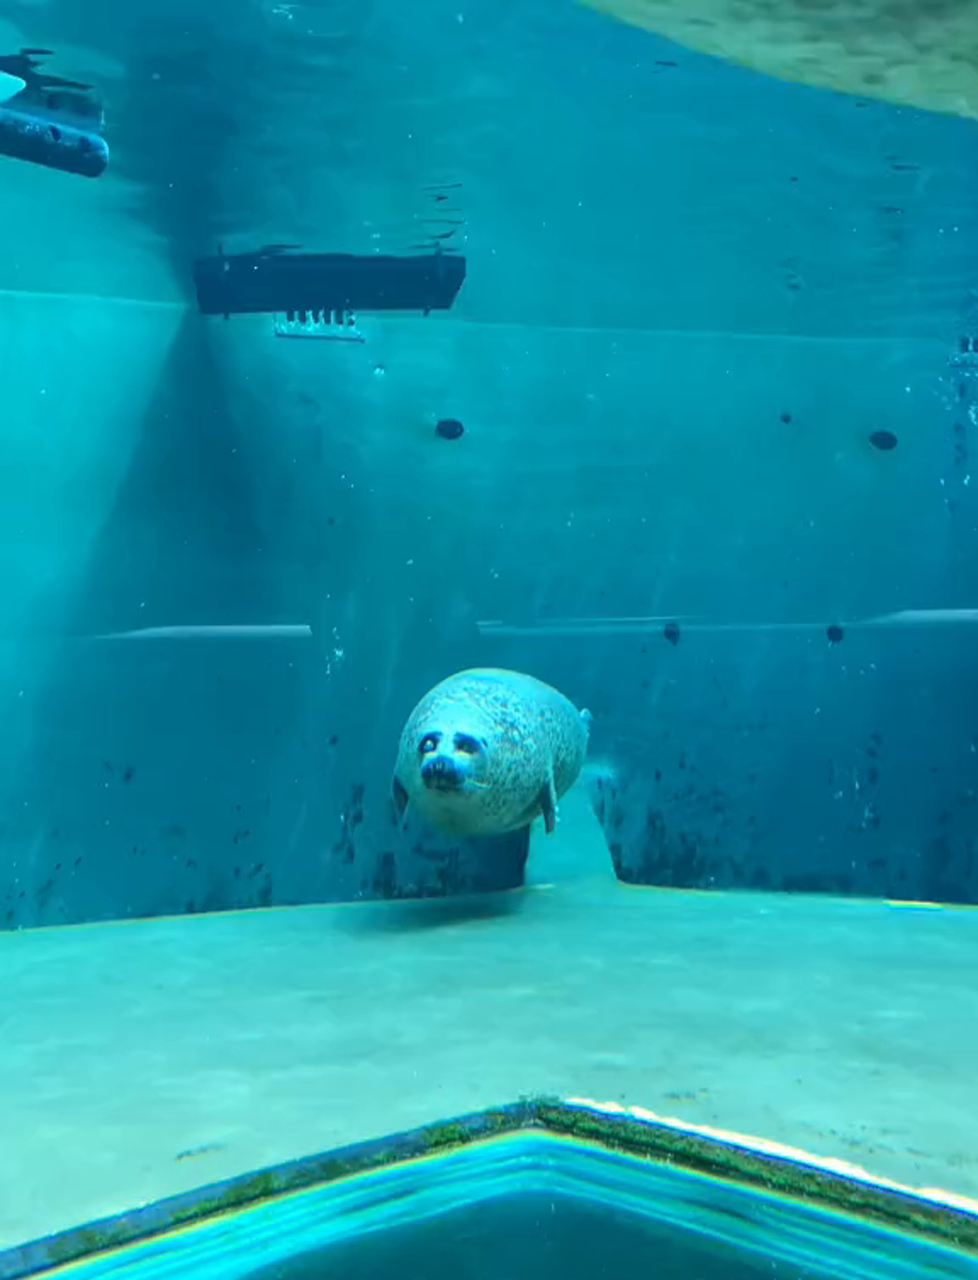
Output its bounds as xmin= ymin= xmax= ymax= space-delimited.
xmin=391 ymin=776 xmax=410 ymax=827
xmin=539 ymin=778 xmax=557 ymax=835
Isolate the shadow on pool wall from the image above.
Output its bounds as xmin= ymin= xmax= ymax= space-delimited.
xmin=0 ymin=0 xmax=976 ymax=926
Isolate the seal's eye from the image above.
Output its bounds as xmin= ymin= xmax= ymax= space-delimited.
xmin=419 ymin=732 xmax=440 ymax=755
xmin=454 ymin=733 xmax=482 ymax=755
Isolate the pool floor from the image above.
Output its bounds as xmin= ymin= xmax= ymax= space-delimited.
xmin=1 ymin=880 xmax=976 ymax=1250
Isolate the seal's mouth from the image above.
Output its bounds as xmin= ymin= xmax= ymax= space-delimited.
xmin=421 ymin=756 xmax=464 ymax=792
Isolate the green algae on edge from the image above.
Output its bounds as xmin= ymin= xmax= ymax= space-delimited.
xmin=537 ymin=1102 xmax=978 ymax=1254
xmin=3 ymin=1097 xmax=975 ymax=1280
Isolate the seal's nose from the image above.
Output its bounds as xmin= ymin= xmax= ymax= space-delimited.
xmin=421 ymin=756 xmax=460 ymax=789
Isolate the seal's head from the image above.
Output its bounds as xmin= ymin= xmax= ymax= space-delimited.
xmin=392 ymin=697 xmax=498 ymax=834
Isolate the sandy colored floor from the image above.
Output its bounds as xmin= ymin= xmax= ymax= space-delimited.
xmin=581 ymin=0 xmax=978 ymax=120
xmin=1 ymin=861 xmax=976 ymax=1251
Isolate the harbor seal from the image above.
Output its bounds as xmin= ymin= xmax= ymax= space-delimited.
xmin=391 ymin=668 xmax=591 ymax=839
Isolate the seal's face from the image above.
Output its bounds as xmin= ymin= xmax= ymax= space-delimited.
xmin=416 ymin=726 xmax=490 ymax=794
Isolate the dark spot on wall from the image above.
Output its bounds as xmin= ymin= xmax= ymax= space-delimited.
xmin=826 ymin=624 xmax=844 ymax=644
xmin=256 ymin=874 xmax=273 ymax=908
xmin=435 ymin=418 xmax=464 ymax=440
xmin=663 ymin=621 xmax=680 ymax=646
xmin=869 ymin=429 xmax=898 ymax=451
xmin=373 ymin=850 xmax=398 ymax=897
xmin=333 ymin=782 xmax=366 ymax=863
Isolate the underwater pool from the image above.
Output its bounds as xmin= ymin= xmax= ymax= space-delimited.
xmin=3 ymin=2 xmax=978 ymax=1279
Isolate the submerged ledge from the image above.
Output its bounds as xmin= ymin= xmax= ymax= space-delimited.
xmin=2 ymin=888 xmax=974 ymax=1256
xmin=2 ymin=1096 xmax=976 ymax=1280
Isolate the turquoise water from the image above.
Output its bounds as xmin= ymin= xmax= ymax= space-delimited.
xmin=1 ymin=0 xmax=978 ymax=1271
xmin=1 ymin=0 xmax=978 ymax=921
